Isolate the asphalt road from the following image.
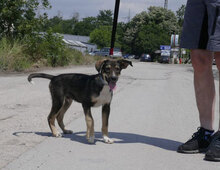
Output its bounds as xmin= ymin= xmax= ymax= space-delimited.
xmin=1 ymin=62 xmax=220 ymax=170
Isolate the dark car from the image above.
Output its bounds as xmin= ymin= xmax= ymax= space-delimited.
xmin=123 ymin=54 xmax=135 ymax=59
xmin=140 ymin=54 xmax=151 ymax=62
xmin=123 ymin=54 xmax=129 ymax=59
xmin=160 ymin=56 xmax=170 ymax=63
xmin=134 ymin=55 xmax=140 ymax=59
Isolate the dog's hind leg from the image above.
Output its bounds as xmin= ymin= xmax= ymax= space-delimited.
xmin=82 ymin=104 xmax=95 ymax=143
xmin=102 ymin=104 xmax=114 ymax=144
xmin=48 ymin=89 xmax=64 ymax=137
xmin=57 ymin=97 xmax=73 ymax=134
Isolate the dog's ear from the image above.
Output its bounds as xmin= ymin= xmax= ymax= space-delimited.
xmin=95 ymin=59 xmax=108 ymax=73
xmin=118 ymin=59 xmax=133 ymax=69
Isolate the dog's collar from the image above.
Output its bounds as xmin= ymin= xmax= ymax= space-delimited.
xmin=99 ymin=74 xmax=116 ymax=91
xmin=99 ymin=74 xmax=108 ymax=85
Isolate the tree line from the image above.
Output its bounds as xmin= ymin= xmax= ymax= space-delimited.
xmin=0 ymin=0 xmax=185 ymax=70
xmin=43 ymin=5 xmax=185 ymax=56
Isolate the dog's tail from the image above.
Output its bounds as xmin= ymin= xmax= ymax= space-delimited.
xmin=28 ymin=73 xmax=54 ymax=84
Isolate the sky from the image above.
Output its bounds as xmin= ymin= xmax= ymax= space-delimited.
xmin=45 ymin=0 xmax=187 ymax=22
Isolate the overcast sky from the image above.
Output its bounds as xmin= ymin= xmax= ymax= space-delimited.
xmin=45 ymin=0 xmax=187 ymax=22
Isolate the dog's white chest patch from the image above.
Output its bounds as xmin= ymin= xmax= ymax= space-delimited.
xmin=92 ymin=85 xmax=112 ymax=107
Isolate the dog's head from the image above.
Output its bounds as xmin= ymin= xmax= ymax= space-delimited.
xmin=95 ymin=59 xmax=133 ymax=90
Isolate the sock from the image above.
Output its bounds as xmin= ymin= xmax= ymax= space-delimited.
xmin=204 ymin=129 xmax=214 ymax=140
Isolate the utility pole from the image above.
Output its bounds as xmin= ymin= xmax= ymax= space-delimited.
xmin=128 ymin=9 xmax=131 ymax=23
xmin=164 ymin=0 xmax=168 ymax=9
xmin=110 ymin=0 xmax=120 ymax=56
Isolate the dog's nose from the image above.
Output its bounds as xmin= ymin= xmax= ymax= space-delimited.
xmin=110 ymin=76 xmax=118 ymax=82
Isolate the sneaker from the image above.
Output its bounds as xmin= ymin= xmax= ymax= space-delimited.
xmin=205 ymin=131 xmax=220 ymax=161
xmin=177 ymin=127 xmax=213 ymax=153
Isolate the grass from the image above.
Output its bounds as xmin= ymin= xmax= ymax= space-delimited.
xmin=0 ymin=38 xmax=31 ymax=71
xmin=0 ymin=37 xmax=101 ymax=72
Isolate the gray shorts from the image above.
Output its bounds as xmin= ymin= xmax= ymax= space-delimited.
xmin=180 ymin=0 xmax=220 ymax=51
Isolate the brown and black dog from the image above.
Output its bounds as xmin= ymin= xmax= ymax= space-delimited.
xmin=28 ymin=59 xmax=132 ymax=144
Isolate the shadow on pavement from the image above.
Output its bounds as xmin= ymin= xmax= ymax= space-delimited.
xmin=72 ymin=131 xmax=181 ymax=151
xmin=13 ymin=131 xmax=182 ymax=151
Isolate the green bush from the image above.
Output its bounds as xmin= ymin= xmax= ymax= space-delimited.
xmin=0 ymin=33 xmax=100 ymax=71
xmin=23 ymin=29 xmax=95 ymax=67
xmin=64 ymin=48 xmax=101 ymax=65
xmin=0 ymin=38 xmax=31 ymax=71
xmin=24 ymin=29 xmax=68 ymax=67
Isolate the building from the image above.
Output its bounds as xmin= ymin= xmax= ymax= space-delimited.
xmin=61 ymin=34 xmax=97 ymax=53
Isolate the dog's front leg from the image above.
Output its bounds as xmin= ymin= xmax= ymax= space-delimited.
xmin=102 ymin=104 xmax=114 ymax=144
xmin=82 ymin=104 xmax=95 ymax=144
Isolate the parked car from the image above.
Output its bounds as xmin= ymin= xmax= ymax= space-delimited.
xmin=113 ymin=47 xmax=123 ymax=57
xmin=159 ymin=56 xmax=170 ymax=63
xmin=95 ymin=47 xmax=122 ymax=57
xmin=134 ymin=55 xmax=140 ymax=59
xmin=123 ymin=54 xmax=135 ymax=59
xmin=123 ymin=54 xmax=129 ymax=59
xmin=95 ymin=47 xmax=109 ymax=56
xmin=128 ymin=55 xmax=135 ymax=59
xmin=140 ymin=54 xmax=151 ymax=62
xmin=89 ymin=50 xmax=100 ymax=56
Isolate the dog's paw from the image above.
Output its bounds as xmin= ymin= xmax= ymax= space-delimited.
xmin=87 ymin=136 xmax=95 ymax=144
xmin=53 ymin=132 xmax=63 ymax=138
xmin=63 ymin=130 xmax=73 ymax=134
xmin=103 ymin=136 xmax=114 ymax=144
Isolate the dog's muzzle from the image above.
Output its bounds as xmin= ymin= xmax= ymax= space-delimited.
xmin=108 ymin=77 xmax=118 ymax=91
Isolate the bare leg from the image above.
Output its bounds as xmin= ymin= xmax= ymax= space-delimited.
xmin=82 ymin=104 xmax=94 ymax=143
xmin=191 ymin=49 xmax=215 ymax=130
xmin=213 ymin=52 xmax=220 ymax=131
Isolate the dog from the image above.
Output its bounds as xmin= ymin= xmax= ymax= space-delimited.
xmin=28 ymin=59 xmax=132 ymax=144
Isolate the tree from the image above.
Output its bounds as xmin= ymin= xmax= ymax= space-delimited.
xmin=90 ymin=26 xmax=112 ymax=48
xmin=61 ymin=16 xmax=78 ymax=34
xmin=122 ymin=11 xmax=148 ymax=54
xmin=147 ymin=6 xmax=178 ymax=34
xmin=73 ymin=17 xmax=97 ymax=36
xmin=0 ymin=0 xmax=50 ymax=38
xmin=116 ymin=22 xmax=127 ymax=51
xmin=97 ymin=10 xmax=113 ymax=26
xmin=135 ymin=23 xmax=170 ymax=55
xmin=43 ymin=15 xmax=63 ymax=33
xmin=121 ymin=7 xmax=178 ymax=55
xmin=43 ymin=13 xmax=79 ymax=34
xmin=176 ymin=5 xmax=185 ymax=31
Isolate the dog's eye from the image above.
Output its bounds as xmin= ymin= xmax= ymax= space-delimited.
xmin=105 ymin=67 xmax=110 ymax=72
xmin=115 ymin=67 xmax=120 ymax=71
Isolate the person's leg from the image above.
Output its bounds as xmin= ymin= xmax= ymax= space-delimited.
xmin=213 ymin=52 xmax=220 ymax=131
xmin=191 ymin=49 xmax=215 ymax=130
xmin=177 ymin=49 xmax=215 ymax=153
xmin=204 ymin=51 xmax=220 ymax=160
